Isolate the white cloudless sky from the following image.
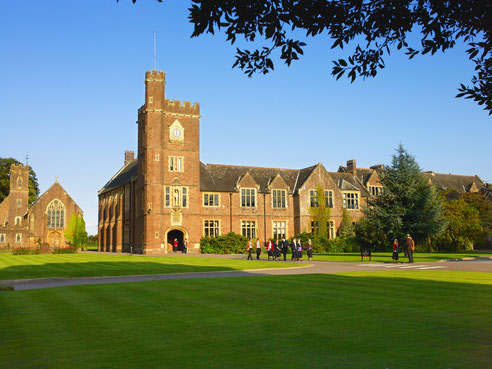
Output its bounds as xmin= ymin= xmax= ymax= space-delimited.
xmin=1 ymin=1 xmax=490 ymax=234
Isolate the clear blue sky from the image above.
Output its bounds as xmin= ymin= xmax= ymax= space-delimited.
xmin=1 ymin=1 xmax=490 ymax=235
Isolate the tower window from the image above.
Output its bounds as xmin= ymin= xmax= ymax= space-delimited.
xmin=15 ymin=216 xmax=21 ymax=226
xmin=17 ymin=199 xmax=22 ymax=208
xmin=169 ymin=156 xmax=184 ymax=172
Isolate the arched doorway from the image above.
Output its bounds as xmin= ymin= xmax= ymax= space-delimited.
xmin=167 ymin=229 xmax=184 ymax=252
xmin=48 ymin=231 xmax=62 ymax=247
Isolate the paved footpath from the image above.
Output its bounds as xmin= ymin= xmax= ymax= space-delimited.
xmin=4 ymin=257 xmax=491 ymax=291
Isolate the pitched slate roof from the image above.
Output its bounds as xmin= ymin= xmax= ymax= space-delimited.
xmin=328 ymin=172 xmax=370 ymax=196
xmin=99 ymin=159 xmax=138 ymax=195
xmin=422 ymin=172 xmax=486 ymax=194
xmin=200 ymin=162 xmax=309 ymax=193
xmin=338 ymin=165 xmax=379 ymax=186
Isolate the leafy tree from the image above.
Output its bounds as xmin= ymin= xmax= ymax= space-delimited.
xmin=462 ymin=192 xmax=492 ymax=244
xmin=363 ymin=144 xmax=447 ymax=245
xmin=338 ymin=208 xmax=355 ymax=238
xmin=438 ymin=197 xmax=482 ymax=251
xmin=124 ymin=0 xmax=491 ymax=114
xmin=0 ymin=158 xmax=40 ymax=205
xmin=309 ymin=185 xmax=331 ymax=239
xmin=64 ymin=213 xmax=88 ymax=249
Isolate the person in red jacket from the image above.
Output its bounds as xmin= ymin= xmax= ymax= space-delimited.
xmin=392 ymin=239 xmax=399 ymax=263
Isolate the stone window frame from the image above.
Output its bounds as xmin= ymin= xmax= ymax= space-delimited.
xmin=271 ymin=189 xmax=287 ymax=209
xmin=241 ymin=219 xmax=257 ymax=239
xmin=164 ymin=186 xmax=189 ymax=208
xmin=240 ymin=188 xmax=256 ymax=208
xmin=17 ymin=199 xmax=22 ymax=208
xmin=311 ymin=220 xmax=336 ymax=239
xmin=169 ymin=156 xmax=184 ymax=172
xmin=15 ymin=233 xmax=22 ymax=243
xmin=203 ymin=193 xmax=220 ymax=207
xmin=342 ymin=191 xmax=359 ymax=210
xmin=272 ymin=220 xmax=287 ymax=240
xmin=46 ymin=199 xmax=66 ymax=229
xmin=203 ymin=219 xmax=220 ymax=237
xmin=324 ymin=190 xmax=334 ymax=208
xmin=14 ymin=216 xmax=21 ymax=226
xmin=0 ymin=234 xmax=5 ymax=243
xmin=368 ymin=186 xmax=383 ymax=196
xmin=17 ymin=177 xmax=23 ymax=188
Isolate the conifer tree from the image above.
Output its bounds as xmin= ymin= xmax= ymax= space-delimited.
xmin=363 ymin=145 xmax=447 ymax=244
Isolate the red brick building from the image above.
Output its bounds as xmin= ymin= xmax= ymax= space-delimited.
xmin=0 ymin=164 xmax=82 ymax=249
xmin=98 ymin=71 xmax=488 ymax=254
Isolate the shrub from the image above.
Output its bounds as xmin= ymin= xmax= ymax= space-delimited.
xmin=12 ymin=247 xmax=40 ymax=255
xmin=200 ymin=232 xmax=249 ymax=254
xmin=53 ymin=246 xmax=78 ymax=254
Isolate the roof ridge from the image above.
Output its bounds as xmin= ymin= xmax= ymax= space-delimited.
xmin=204 ymin=162 xmax=301 ymax=171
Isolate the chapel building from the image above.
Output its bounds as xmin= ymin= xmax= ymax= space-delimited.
xmin=98 ymin=71 xmax=489 ymax=254
xmin=0 ymin=164 xmax=83 ymax=249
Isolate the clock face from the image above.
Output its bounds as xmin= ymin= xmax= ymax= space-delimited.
xmin=172 ymin=128 xmax=182 ymax=138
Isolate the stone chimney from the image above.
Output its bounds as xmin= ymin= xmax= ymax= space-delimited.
xmin=346 ymin=159 xmax=356 ymax=176
xmin=124 ymin=150 xmax=135 ymax=166
xmin=370 ymin=164 xmax=384 ymax=171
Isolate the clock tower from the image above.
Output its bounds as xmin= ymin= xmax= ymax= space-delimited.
xmin=135 ymin=70 xmax=201 ymax=254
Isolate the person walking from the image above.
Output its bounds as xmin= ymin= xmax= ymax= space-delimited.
xmin=274 ymin=240 xmax=281 ymax=261
xmin=297 ymin=239 xmax=303 ymax=261
xmin=256 ymin=239 xmax=262 ymax=260
xmin=291 ymin=238 xmax=297 ymax=261
xmin=307 ymin=239 xmax=313 ymax=262
xmin=406 ymin=234 xmax=415 ymax=263
xmin=267 ymin=240 xmax=274 ymax=261
xmin=247 ymin=239 xmax=253 ymax=260
xmin=182 ymin=238 xmax=188 ymax=254
xmin=392 ymin=239 xmax=399 ymax=263
xmin=173 ymin=238 xmax=178 ymax=253
xmin=281 ymin=237 xmax=288 ymax=261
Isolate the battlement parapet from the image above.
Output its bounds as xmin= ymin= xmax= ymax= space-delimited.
xmin=145 ymin=70 xmax=165 ymax=82
xmin=164 ymin=99 xmax=200 ymax=115
xmin=11 ymin=164 xmax=29 ymax=171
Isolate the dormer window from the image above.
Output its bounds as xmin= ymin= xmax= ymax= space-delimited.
xmin=272 ymin=189 xmax=286 ymax=208
xmin=241 ymin=188 xmax=256 ymax=208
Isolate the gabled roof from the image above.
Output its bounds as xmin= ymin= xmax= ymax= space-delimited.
xmin=422 ymin=172 xmax=486 ymax=194
xmin=200 ymin=162 xmax=313 ymax=194
xmin=99 ymin=159 xmax=138 ymax=195
xmin=328 ymin=172 xmax=370 ymax=196
xmin=28 ymin=181 xmax=81 ymax=213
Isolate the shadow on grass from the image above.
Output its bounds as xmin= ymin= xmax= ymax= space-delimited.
xmin=0 ymin=273 xmax=491 ymax=369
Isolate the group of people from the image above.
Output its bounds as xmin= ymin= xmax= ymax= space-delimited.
xmin=172 ymin=238 xmax=188 ymax=254
xmin=246 ymin=237 xmax=314 ymax=262
xmin=392 ymin=234 xmax=415 ymax=263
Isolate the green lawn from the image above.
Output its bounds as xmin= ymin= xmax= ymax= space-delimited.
xmin=312 ymin=251 xmax=492 ymax=262
xmin=0 ymin=271 xmax=490 ymax=368
xmin=0 ymin=254 xmax=303 ymax=281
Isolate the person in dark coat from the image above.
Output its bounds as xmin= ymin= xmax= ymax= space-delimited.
xmin=281 ymin=237 xmax=289 ymax=261
xmin=274 ymin=240 xmax=281 ymax=261
xmin=291 ymin=238 xmax=297 ymax=261
xmin=297 ymin=239 xmax=302 ymax=261
xmin=307 ymin=239 xmax=313 ymax=261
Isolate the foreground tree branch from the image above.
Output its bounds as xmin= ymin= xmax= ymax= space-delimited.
xmin=123 ymin=0 xmax=492 ymax=115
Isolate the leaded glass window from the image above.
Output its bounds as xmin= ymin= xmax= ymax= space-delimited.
xmin=46 ymin=199 xmax=65 ymax=228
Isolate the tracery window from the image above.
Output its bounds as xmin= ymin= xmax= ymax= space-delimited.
xmin=46 ymin=199 xmax=65 ymax=228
